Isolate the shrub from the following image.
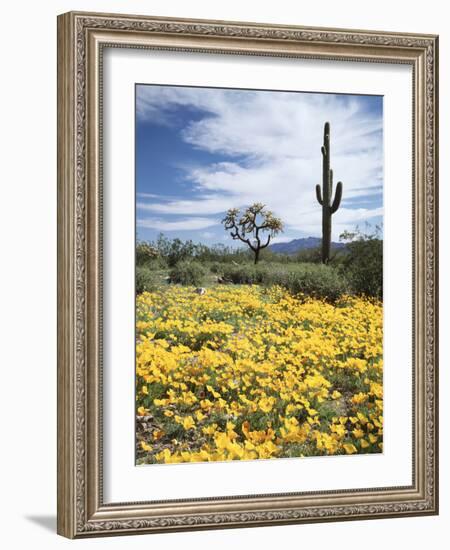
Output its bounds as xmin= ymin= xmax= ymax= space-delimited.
xmin=209 ymin=262 xmax=221 ymax=274
xmin=169 ymin=261 xmax=207 ymax=286
xmin=294 ymin=247 xmax=323 ymax=264
xmin=217 ymin=262 xmax=349 ymax=301
xmin=219 ymin=264 xmax=267 ymax=285
xmin=339 ymin=228 xmax=383 ymax=299
xmin=136 ymin=266 xmax=158 ymax=294
xmin=155 ymin=234 xmax=197 ymax=267
xmin=136 ymin=241 xmax=159 ymax=266
xmin=263 ymin=264 xmax=349 ymax=301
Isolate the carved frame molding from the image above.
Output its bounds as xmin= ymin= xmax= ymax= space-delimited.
xmin=57 ymin=11 xmax=438 ymax=538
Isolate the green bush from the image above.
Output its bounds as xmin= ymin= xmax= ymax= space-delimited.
xmin=136 ymin=266 xmax=158 ymax=294
xmin=264 ymin=264 xmax=349 ymax=301
xmin=343 ymin=240 xmax=382 ymax=298
xmin=209 ymin=262 xmax=221 ymax=274
xmin=294 ymin=247 xmax=323 ymax=264
xmin=155 ymin=235 xmax=198 ymax=267
xmin=136 ymin=242 xmax=159 ymax=266
xmin=219 ymin=264 xmax=267 ymax=285
xmin=217 ymin=262 xmax=349 ymax=301
xmin=339 ymin=228 xmax=383 ymax=299
xmin=169 ymin=261 xmax=207 ymax=286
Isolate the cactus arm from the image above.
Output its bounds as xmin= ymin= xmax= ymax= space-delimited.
xmin=315 ymin=184 xmax=323 ymax=205
xmin=331 ymin=181 xmax=343 ymax=214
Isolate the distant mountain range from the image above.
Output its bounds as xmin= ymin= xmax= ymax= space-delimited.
xmin=269 ymin=236 xmax=346 ymax=255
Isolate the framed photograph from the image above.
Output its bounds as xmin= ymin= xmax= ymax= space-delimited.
xmin=57 ymin=11 xmax=439 ymax=538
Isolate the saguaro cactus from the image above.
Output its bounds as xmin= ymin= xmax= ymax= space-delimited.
xmin=315 ymin=122 xmax=343 ymax=264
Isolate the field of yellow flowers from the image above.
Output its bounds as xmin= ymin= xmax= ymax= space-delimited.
xmin=136 ymin=285 xmax=383 ymax=464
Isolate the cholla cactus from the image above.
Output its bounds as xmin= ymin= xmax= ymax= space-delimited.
xmin=222 ymin=202 xmax=284 ymax=264
xmin=315 ymin=122 xmax=343 ymax=264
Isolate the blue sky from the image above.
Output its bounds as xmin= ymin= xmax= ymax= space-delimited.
xmin=136 ymin=84 xmax=383 ymax=246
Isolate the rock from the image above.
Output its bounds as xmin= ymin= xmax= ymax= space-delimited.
xmin=194 ymin=287 xmax=206 ymax=295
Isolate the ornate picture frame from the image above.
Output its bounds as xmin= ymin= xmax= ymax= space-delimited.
xmin=57 ymin=11 xmax=438 ymax=538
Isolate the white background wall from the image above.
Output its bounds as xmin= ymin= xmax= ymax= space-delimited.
xmin=0 ymin=1 xmax=446 ymax=548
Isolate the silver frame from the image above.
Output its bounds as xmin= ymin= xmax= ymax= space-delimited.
xmin=57 ymin=11 xmax=439 ymax=538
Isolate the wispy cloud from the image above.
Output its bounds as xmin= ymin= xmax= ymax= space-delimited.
xmin=136 ymin=85 xmax=383 ymax=240
xmin=137 ymin=217 xmax=217 ymax=231
xmin=136 ymin=195 xmax=231 ymax=215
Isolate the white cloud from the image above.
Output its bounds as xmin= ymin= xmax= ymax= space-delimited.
xmin=137 ymin=217 xmax=217 ymax=231
xmin=137 ymin=86 xmax=383 ymax=239
xmin=137 ymin=195 xmax=231 ymax=215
